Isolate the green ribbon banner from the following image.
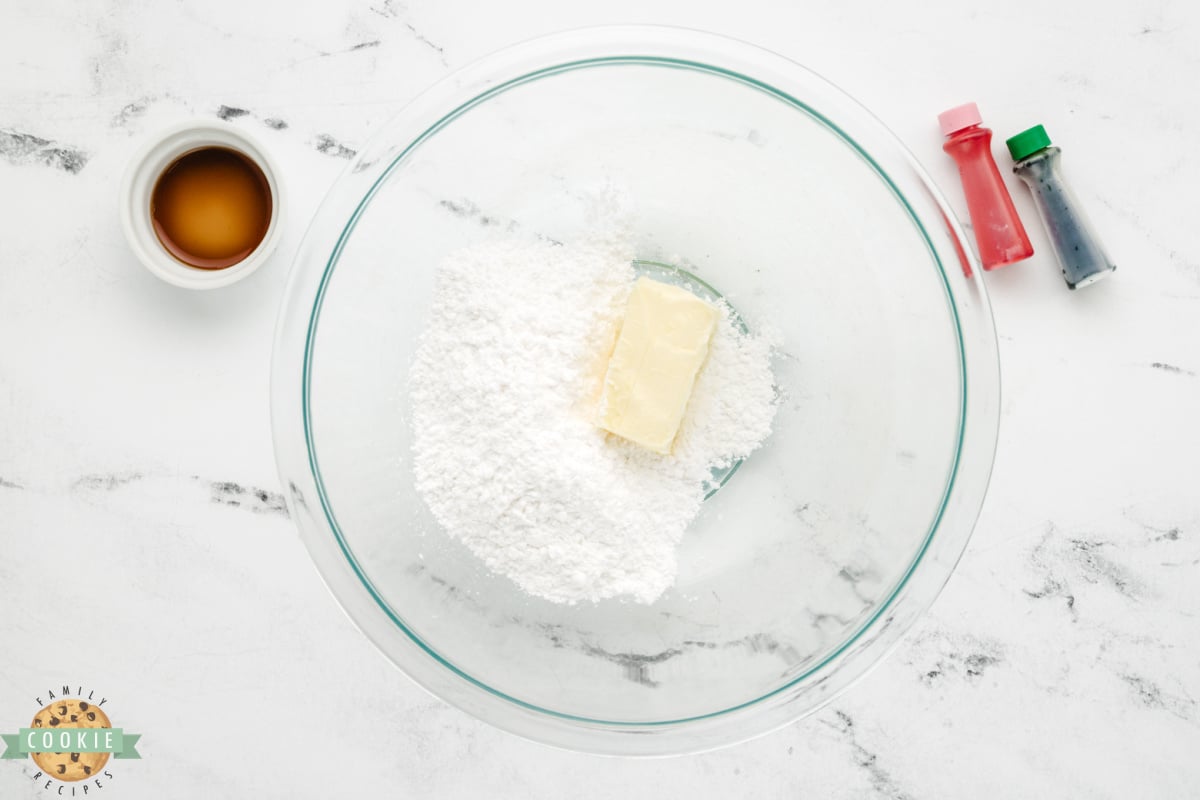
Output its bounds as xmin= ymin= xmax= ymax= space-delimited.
xmin=1 ymin=729 xmax=141 ymax=760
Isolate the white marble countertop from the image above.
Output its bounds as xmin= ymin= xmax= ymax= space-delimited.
xmin=2 ymin=0 xmax=1197 ymax=796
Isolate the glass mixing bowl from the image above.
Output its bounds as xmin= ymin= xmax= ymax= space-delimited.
xmin=271 ymin=27 xmax=999 ymax=755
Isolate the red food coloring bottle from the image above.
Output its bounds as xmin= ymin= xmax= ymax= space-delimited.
xmin=938 ymin=102 xmax=1033 ymax=273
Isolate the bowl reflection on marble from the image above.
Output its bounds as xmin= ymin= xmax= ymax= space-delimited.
xmin=270 ymin=26 xmax=1000 ymax=754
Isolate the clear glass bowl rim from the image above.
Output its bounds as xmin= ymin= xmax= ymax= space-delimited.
xmin=270 ymin=24 xmax=1001 ymax=756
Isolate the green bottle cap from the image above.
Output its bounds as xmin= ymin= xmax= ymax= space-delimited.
xmin=1006 ymin=124 xmax=1052 ymax=161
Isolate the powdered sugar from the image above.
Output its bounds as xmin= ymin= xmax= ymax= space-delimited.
xmin=409 ymin=237 xmax=777 ymax=604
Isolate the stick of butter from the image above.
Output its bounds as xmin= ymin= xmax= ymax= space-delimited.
xmin=597 ymin=277 xmax=720 ymax=454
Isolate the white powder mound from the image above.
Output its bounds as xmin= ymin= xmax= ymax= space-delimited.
xmin=409 ymin=237 xmax=777 ymax=604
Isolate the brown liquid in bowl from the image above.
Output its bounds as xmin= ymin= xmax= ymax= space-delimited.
xmin=151 ymin=146 xmax=272 ymax=269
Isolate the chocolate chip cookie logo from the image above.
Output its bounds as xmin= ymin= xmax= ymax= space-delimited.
xmin=2 ymin=687 xmax=141 ymax=794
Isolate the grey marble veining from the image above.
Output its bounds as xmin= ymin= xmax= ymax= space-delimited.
xmin=0 ymin=129 xmax=89 ymax=173
xmin=2 ymin=0 xmax=1199 ymax=797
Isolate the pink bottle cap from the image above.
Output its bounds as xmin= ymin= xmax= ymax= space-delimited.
xmin=937 ymin=102 xmax=983 ymax=136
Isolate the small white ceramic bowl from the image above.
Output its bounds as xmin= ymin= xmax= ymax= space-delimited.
xmin=120 ymin=120 xmax=284 ymax=289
